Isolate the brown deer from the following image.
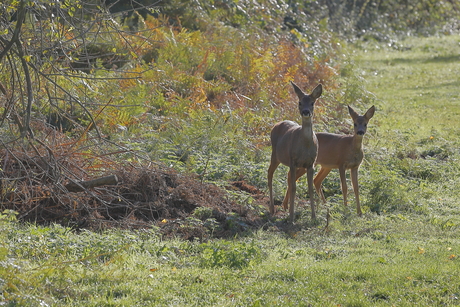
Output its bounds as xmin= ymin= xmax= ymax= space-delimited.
xmin=268 ymin=82 xmax=322 ymax=222
xmin=281 ymin=105 xmax=375 ymax=216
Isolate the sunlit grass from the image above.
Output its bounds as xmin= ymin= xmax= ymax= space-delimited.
xmin=1 ymin=215 xmax=459 ymax=306
xmin=355 ymin=35 xmax=460 ymax=144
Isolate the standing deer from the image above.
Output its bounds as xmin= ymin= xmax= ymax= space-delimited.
xmin=268 ymin=82 xmax=322 ymax=222
xmin=282 ymin=105 xmax=375 ymax=216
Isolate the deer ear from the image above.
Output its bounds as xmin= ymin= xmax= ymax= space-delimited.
xmin=310 ymin=84 xmax=322 ymax=100
xmin=364 ymin=105 xmax=375 ymax=120
xmin=348 ymin=105 xmax=359 ymax=120
xmin=290 ymin=81 xmax=305 ymax=100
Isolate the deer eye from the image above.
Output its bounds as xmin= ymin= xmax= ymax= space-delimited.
xmin=354 ymin=123 xmax=357 ymax=127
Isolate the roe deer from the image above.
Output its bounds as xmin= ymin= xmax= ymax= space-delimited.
xmin=268 ymin=82 xmax=322 ymax=222
xmin=282 ymin=105 xmax=375 ymax=216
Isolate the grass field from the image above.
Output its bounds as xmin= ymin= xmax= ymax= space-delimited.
xmin=356 ymin=35 xmax=460 ymax=143
xmin=1 ymin=35 xmax=460 ymax=306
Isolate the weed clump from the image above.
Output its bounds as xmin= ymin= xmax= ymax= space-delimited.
xmin=197 ymin=240 xmax=262 ymax=269
xmin=364 ymin=168 xmax=413 ymax=214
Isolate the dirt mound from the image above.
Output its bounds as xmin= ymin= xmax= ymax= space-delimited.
xmin=0 ymin=126 xmax=266 ymax=239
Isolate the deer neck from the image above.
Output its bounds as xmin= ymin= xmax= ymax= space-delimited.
xmin=300 ymin=117 xmax=315 ymax=142
xmin=352 ymin=134 xmax=364 ymax=152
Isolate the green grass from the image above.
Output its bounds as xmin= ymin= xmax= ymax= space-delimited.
xmin=1 ymin=217 xmax=459 ymax=306
xmin=2 ymin=35 xmax=460 ymax=306
xmin=354 ymin=34 xmax=460 ymax=219
xmin=355 ymin=35 xmax=460 ymax=144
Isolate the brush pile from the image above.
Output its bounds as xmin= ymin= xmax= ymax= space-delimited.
xmin=0 ymin=121 xmax=265 ymax=239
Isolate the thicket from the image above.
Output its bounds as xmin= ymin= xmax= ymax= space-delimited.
xmin=161 ymin=0 xmax=460 ymax=39
xmin=0 ymin=0 xmax=459 ymax=233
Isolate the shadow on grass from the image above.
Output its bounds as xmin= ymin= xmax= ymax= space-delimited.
xmin=373 ymin=54 xmax=460 ymax=66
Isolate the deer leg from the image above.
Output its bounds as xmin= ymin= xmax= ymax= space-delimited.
xmin=307 ymin=166 xmax=316 ymax=219
xmin=267 ymin=158 xmax=280 ymax=215
xmin=288 ymin=166 xmax=297 ymax=223
xmin=314 ymin=167 xmax=332 ymax=203
xmin=282 ymin=168 xmax=306 ymax=210
xmin=350 ymin=167 xmax=362 ymax=216
xmin=284 ymin=169 xmax=293 ymax=211
xmin=338 ymin=167 xmax=348 ymax=207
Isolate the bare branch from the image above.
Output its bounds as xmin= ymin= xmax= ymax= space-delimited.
xmin=65 ymin=175 xmax=118 ymax=192
xmin=0 ymin=0 xmax=25 ymax=61
xmin=14 ymin=37 xmax=34 ymax=137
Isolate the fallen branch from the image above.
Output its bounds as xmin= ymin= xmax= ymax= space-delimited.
xmin=65 ymin=175 xmax=118 ymax=192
